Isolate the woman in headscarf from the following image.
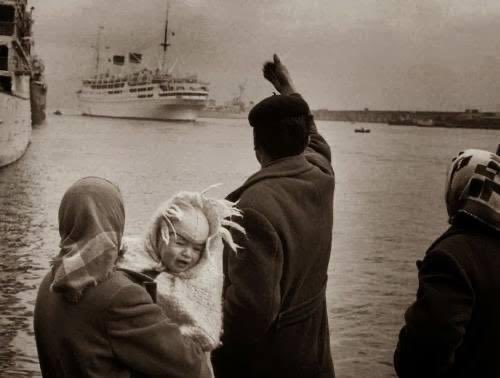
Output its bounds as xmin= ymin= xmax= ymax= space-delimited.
xmin=394 ymin=148 xmax=500 ymax=378
xmin=34 ymin=177 xmax=211 ymax=378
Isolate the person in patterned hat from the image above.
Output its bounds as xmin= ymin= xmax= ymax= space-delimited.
xmin=34 ymin=177 xmax=211 ymax=378
xmin=395 ymin=148 xmax=500 ymax=377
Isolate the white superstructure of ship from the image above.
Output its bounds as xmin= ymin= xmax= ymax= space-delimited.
xmin=0 ymin=0 xmax=35 ymax=168
xmin=77 ymin=4 xmax=209 ymax=122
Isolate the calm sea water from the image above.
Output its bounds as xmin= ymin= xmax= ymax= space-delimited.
xmin=0 ymin=114 xmax=497 ymax=377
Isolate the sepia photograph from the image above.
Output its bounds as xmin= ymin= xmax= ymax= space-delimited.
xmin=1 ymin=0 xmax=499 ymax=377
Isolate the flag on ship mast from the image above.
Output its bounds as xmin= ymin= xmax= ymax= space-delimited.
xmin=129 ymin=53 xmax=142 ymax=64
xmin=113 ymin=55 xmax=125 ymax=66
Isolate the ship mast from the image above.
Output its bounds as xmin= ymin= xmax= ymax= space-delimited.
xmin=160 ymin=2 xmax=170 ymax=72
xmin=94 ymin=26 xmax=104 ymax=75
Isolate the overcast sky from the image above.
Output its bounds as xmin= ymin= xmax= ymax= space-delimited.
xmin=32 ymin=0 xmax=500 ymax=111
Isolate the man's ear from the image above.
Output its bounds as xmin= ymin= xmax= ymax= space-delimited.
xmin=306 ymin=114 xmax=314 ymax=133
xmin=253 ymin=129 xmax=261 ymax=158
xmin=254 ymin=146 xmax=264 ymax=165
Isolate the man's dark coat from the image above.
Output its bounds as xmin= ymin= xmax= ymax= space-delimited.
xmin=212 ymin=116 xmax=336 ymax=378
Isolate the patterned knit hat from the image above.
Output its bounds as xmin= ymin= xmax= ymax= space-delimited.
xmin=445 ymin=148 xmax=500 ymax=231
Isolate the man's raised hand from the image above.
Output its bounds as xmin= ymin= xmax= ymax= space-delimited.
xmin=262 ymin=54 xmax=296 ymax=95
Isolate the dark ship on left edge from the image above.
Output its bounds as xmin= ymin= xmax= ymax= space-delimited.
xmin=0 ymin=0 xmax=46 ymax=168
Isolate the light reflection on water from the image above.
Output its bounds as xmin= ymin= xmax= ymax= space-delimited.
xmin=0 ymin=114 xmax=497 ymax=377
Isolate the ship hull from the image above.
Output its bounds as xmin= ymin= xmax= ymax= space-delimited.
xmin=0 ymin=92 xmax=31 ymax=168
xmin=199 ymin=110 xmax=247 ymax=120
xmin=79 ymin=97 xmax=206 ymax=122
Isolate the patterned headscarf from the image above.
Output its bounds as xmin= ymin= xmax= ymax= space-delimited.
xmin=445 ymin=149 xmax=500 ymax=231
xmin=51 ymin=177 xmax=125 ymax=302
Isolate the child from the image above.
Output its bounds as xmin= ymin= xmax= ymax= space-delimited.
xmin=118 ymin=189 xmax=244 ymax=353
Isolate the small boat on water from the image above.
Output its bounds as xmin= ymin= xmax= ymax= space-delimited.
xmin=354 ymin=127 xmax=371 ymax=133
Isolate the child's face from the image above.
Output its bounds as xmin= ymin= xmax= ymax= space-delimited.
xmin=160 ymin=231 xmax=205 ymax=273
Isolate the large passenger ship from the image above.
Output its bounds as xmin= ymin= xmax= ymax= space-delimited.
xmin=0 ymin=0 xmax=38 ymax=168
xmin=77 ymin=5 xmax=209 ymax=122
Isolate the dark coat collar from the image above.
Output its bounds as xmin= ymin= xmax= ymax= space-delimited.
xmin=426 ymin=220 xmax=499 ymax=256
xmin=117 ymin=268 xmax=158 ymax=303
xmin=227 ymin=154 xmax=313 ymax=201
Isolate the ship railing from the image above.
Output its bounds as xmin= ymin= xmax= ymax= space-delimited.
xmin=0 ymin=22 xmax=15 ymax=36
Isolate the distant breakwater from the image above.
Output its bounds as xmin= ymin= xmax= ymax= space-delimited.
xmin=201 ymin=109 xmax=461 ymax=125
xmin=312 ymin=109 xmax=459 ymax=125
xmin=200 ymin=108 xmax=500 ymax=130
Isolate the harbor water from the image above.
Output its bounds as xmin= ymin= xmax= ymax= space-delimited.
xmin=0 ymin=114 xmax=497 ymax=377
